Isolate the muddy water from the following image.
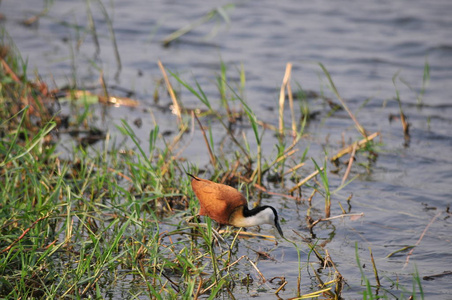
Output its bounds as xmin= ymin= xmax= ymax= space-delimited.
xmin=2 ymin=0 xmax=452 ymax=298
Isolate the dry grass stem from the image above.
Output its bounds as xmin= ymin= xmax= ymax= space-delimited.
xmin=278 ymin=63 xmax=293 ymax=135
xmin=284 ymin=162 xmax=305 ymax=176
xmin=289 ymin=287 xmax=333 ymax=300
xmin=400 ymin=113 xmax=409 ymax=136
xmin=218 ymin=229 xmax=278 ymax=240
xmin=67 ymin=90 xmax=140 ymax=107
xmin=170 ymin=112 xmax=196 ymax=161
xmin=100 ymin=70 xmax=109 ymax=105
xmin=330 ymin=132 xmax=380 ymax=161
xmin=158 ymin=60 xmax=183 ymax=125
xmin=289 ymin=167 xmax=323 ymax=193
xmin=307 ymin=189 xmax=317 ymax=204
xmin=287 ymin=75 xmax=296 ymax=136
xmin=0 ymin=57 xmax=21 ymax=82
xmin=422 ymin=271 xmax=452 ymax=281
xmin=309 ymin=213 xmax=364 ymax=229
xmin=0 ymin=214 xmax=50 ymax=254
xmin=404 ymin=211 xmax=441 ymax=268
xmin=105 ymin=166 xmax=133 ymax=182
xmin=341 ymin=142 xmax=358 ymax=185
xmin=369 ymin=247 xmax=381 ymax=287
xmin=265 ymin=149 xmax=298 ymax=172
xmin=275 ymin=280 xmax=287 ymax=294
xmin=399 ymin=110 xmax=410 ymax=143
xmin=261 ymin=190 xmax=299 ymax=201
xmin=223 ymin=255 xmax=246 ymax=271
xmin=247 ymin=256 xmax=266 ymax=282
xmin=194 ymin=277 xmax=203 ymax=299
xmin=22 ymin=7 xmax=49 ymax=26
xmin=194 ymin=113 xmax=216 ymax=166
xmin=256 ymin=120 xmax=277 ymax=131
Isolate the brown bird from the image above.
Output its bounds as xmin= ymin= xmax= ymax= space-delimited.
xmin=188 ymin=173 xmax=284 ymax=237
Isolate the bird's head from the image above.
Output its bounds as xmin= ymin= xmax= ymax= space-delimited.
xmin=238 ymin=205 xmax=284 ymax=237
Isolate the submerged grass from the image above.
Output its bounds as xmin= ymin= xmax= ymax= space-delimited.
xmin=355 ymin=244 xmax=425 ymax=300
xmin=0 ymin=32 xmax=425 ymax=299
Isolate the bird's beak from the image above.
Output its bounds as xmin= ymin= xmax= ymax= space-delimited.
xmin=275 ymin=220 xmax=284 ymax=238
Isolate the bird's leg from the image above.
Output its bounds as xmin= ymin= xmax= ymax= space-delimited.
xmin=210 ymin=226 xmax=226 ymax=247
xmin=185 ymin=216 xmax=226 ymax=245
xmin=209 ymin=221 xmax=226 ymax=247
xmin=226 ymin=227 xmax=242 ymax=265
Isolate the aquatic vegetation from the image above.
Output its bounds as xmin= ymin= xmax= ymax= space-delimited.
xmin=0 ymin=17 xmax=431 ymax=300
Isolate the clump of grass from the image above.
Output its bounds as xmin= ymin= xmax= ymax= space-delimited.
xmin=355 ymin=243 xmax=424 ymax=299
xmin=161 ymin=4 xmax=235 ymax=47
xmin=1 ymin=28 xmax=430 ymax=298
xmin=319 ymin=63 xmax=367 ymax=138
xmin=392 ymin=70 xmax=410 ymax=145
xmin=312 ymin=157 xmax=331 ymax=217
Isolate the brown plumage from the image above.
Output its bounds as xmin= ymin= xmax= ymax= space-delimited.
xmin=187 ymin=173 xmax=284 ymax=237
xmin=188 ymin=173 xmax=246 ymax=225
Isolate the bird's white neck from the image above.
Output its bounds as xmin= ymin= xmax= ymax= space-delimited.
xmin=231 ymin=207 xmax=275 ymax=227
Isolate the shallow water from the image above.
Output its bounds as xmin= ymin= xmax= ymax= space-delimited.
xmin=2 ymin=0 xmax=452 ymax=298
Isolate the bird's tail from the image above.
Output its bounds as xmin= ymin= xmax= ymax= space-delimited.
xmin=186 ymin=173 xmax=200 ymax=181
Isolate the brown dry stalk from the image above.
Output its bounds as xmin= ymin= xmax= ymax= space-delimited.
xmin=220 ymin=229 xmax=278 ymax=240
xmin=422 ymin=271 xmax=452 ymax=280
xmin=278 ymin=63 xmax=293 ymax=135
xmin=289 ymin=167 xmax=323 ymax=193
xmin=69 ymin=89 xmax=140 ymax=107
xmin=256 ymin=120 xmax=277 ymax=131
xmin=246 ymin=256 xmax=266 ymax=282
xmin=400 ymin=112 xmax=410 ymax=141
xmin=170 ymin=112 xmax=195 ymax=162
xmin=330 ymin=131 xmax=380 ymax=161
xmin=80 ymin=272 xmax=103 ymax=296
xmin=0 ymin=214 xmax=50 ymax=254
xmin=96 ymin=165 xmax=132 ymax=182
xmin=200 ymin=276 xmax=224 ymax=295
xmin=287 ymin=77 xmax=296 ymax=136
xmin=0 ymin=57 xmax=21 ymax=82
xmin=265 ymin=149 xmax=298 ymax=173
xmin=222 ymin=255 xmax=246 ymax=271
xmin=307 ymin=189 xmax=317 ymax=204
xmin=341 ymin=142 xmax=358 ymax=185
xmin=167 ymin=118 xmax=191 ymax=155
xmin=194 ymin=113 xmax=216 ymax=166
xmin=309 ymin=213 xmax=364 ymax=229
xmin=275 ymin=280 xmax=287 ymax=294
xmin=396 ymin=96 xmax=410 ymax=141
xmin=284 ymin=162 xmax=306 ymax=176
xmin=400 ymin=113 xmax=408 ymax=134
xmin=99 ymin=70 xmax=110 ymax=105
xmin=404 ymin=211 xmax=441 ymax=268
xmin=345 ymin=105 xmax=366 ymax=138
xmin=158 ymin=60 xmax=183 ymax=125
xmin=369 ymin=247 xmax=381 ymax=287
xmin=194 ymin=277 xmax=203 ymax=300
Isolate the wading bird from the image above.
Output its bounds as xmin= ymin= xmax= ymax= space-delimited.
xmin=188 ymin=173 xmax=284 ymax=237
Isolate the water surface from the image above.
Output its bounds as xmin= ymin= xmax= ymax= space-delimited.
xmin=1 ymin=0 xmax=451 ymax=298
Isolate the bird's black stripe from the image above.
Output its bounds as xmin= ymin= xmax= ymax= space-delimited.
xmin=243 ymin=205 xmax=279 ymax=222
